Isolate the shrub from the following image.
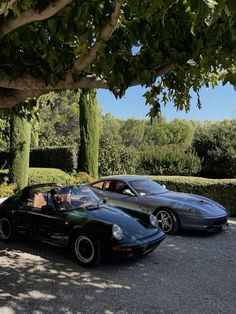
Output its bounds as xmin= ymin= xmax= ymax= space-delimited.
xmin=137 ymin=146 xmax=201 ymax=176
xmin=193 ymin=120 xmax=236 ymax=178
xmin=71 ymin=172 xmax=95 ymax=184
xmin=99 ymin=138 xmax=138 ymax=176
xmin=28 ymin=168 xmax=73 ymax=185
xmin=0 ymin=180 xmax=16 ymax=197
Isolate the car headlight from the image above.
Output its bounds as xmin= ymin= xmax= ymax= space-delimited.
xmin=150 ymin=214 xmax=159 ymax=228
xmin=112 ymin=224 xmax=124 ymax=240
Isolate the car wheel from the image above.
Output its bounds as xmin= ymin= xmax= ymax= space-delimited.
xmin=73 ymin=233 xmax=101 ymax=267
xmin=155 ymin=208 xmax=180 ymax=234
xmin=0 ymin=217 xmax=14 ymax=242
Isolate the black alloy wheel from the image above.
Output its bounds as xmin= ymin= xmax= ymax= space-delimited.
xmin=0 ymin=218 xmax=14 ymax=242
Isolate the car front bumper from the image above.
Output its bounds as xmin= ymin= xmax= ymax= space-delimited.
xmin=181 ymin=214 xmax=229 ymax=232
xmin=111 ymin=231 xmax=165 ymax=256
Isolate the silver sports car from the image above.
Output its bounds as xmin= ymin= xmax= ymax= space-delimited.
xmin=89 ymin=176 xmax=229 ymax=234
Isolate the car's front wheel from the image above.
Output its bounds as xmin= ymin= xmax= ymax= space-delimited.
xmin=0 ymin=217 xmax=14 ymax=242
xmin=155 ymin=208 xmax=180 ymax=234
xmin=73 ymin=233 xmax=101 ymax=267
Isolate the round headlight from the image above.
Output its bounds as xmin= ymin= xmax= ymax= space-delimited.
xmin=112 ymin=224 xmax=124 ymax=240
xmin=150 ymin=214 xmax=159 ymax=228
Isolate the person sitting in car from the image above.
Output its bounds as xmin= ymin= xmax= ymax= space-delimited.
xmin=49 ymin=188 xmax=72 ymax=211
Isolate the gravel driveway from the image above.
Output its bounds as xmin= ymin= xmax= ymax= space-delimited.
xmin=0 ymin=219 xmax=235 ymax=314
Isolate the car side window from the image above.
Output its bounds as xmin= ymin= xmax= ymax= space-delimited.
xmin=91 ymin=181 xmax=104 ymax=190
xmin=104 ymin=181 xmax=129 ymax=195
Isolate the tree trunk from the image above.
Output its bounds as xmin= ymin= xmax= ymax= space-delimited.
xmin=78 ymin=89 xmax=99 ymax=178
xmin=9 ymin=110 xmax=31 ymax=190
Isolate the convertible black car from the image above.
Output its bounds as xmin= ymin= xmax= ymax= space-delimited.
xmin=0 ymin=183 xmax=165 ymax=267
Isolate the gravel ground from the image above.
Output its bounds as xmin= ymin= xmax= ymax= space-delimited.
xmin=0 ymin=219 xmax=235 ymax=314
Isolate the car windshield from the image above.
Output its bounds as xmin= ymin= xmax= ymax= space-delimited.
xmin=56 ymin=185 xmax=100 ymax=209
xmin=129 ymin=179 xmax=167 ymax=196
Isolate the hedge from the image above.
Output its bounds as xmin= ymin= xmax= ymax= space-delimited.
xmin=148 ymin=175 xmax=236 ymax=216
xmin=0 ymin=147 xmax=77 ymax=173
xmin=30 ymin=147 xmax=77 ymax=172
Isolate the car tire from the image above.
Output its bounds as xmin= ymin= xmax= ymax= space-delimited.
xmin=0 ymin=217 xmax=14 ymax=242
xmin=73 ymin=232 xmax=101 ymax=267
xmin=155 ymin=208 xmax=180 ymax=234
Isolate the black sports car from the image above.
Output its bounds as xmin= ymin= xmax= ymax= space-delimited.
xmin=89 ymin=176 xmax=229 ymax=234
xmin=0 ymin=183 xmax=165 ymax=267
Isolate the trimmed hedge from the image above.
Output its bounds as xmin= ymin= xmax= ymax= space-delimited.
xmin=30 ymin=146 xmax=77 ymax=172
xmin=148 ymin=175 xmax=236 ymax=216
xmin=0 ymin=146 xmax=77 ymax=173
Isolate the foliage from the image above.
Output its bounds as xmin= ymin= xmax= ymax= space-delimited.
xmin=9 ymin=110 xmax=31 ymax=189
xmin=143 ymin=118 xmax=194 ymax=147
xmin=120 ymin=118 xmax=146 ymax=148
xmin=99 ymin=113 xmax=122 ymax=145
xmin=0 ymin=109 xmax=10 ymax=149
xmin=37 ymin=90 xmax=81 ymax=147
xmin=0 ymin=181 xmax=16 ymax=197
xmin=28 ymin=168 xmax=73 ymax=186
xmin=99 ymin=137 xmax=138 ymax=176
xmin=78 ymin=89 xmax=99 ymax=178
xmin=0 ymin=1 xmax=235 ymax=115
xmin=70 ymin=172 xmax=95 ymax=184
xmin=137 ymin=146 xmax=201 ymax=176
xmin=193 ymin=120 xmax=236 ymax=178
xmin=148 ymin=175 xmax=236 ymax=216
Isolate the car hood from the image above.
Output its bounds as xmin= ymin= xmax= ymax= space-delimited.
xmin=146 ymin=191 xmax=228 ymax=216
xmin=84 ymin=205 xmax=158 ymax=240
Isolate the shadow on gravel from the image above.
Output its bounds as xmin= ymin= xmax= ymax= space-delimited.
xmin=0 ymin=219 xmax=235 ymax=313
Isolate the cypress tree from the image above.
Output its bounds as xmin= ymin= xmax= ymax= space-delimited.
xmin=9 ymin=108 xmax=31 ymax=190
xmin=78 ymin=89 xmax=99 ymax=178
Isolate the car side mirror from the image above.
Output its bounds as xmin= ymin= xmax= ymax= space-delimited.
xmin=123 ymin=189 xmax=135 ymax=196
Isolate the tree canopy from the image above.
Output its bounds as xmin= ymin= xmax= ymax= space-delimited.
xmin=0 ymin=0 xmax=235 ymax=115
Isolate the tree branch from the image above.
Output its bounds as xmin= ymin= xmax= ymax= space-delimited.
xmin=72 ymin=0 xmax=123 ymax=73
xmin=0 ymin=89 xmax=45 ymax=108
xmin=0 ymin=72 xmax=108 ymax=90
xmin=0 ymin=0 xmax=72 ymax=38
xmin=0 ymin=63 xmax=174 ymax=91
xmin=0 ymin=63 xmax=174 ymax=108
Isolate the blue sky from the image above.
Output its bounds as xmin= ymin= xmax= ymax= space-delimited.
xmin=97 ymin=83 xmax=236 ymax=121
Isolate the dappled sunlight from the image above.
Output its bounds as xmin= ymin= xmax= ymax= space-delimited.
xmin=0 ymin=239 xmax=135 ymax=313
xmin=0 ymin=221 xmax=235 ymax=313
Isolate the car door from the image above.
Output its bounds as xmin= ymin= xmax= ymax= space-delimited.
xmin=102 ymin=180 xmax=139 ymax=210
xmin=27 ymin=208 xmax=71 ymax=246
xmin=14 ymin=187 xmax=71 ymax=246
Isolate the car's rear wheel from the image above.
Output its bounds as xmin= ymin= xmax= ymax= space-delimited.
xmin=155 ymin=208 xmax=180 ymax=234
xmin=73 ymin=233 xmax=101 ymax=267
xmin=0 ymin=218 xmax=14 ymax=242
